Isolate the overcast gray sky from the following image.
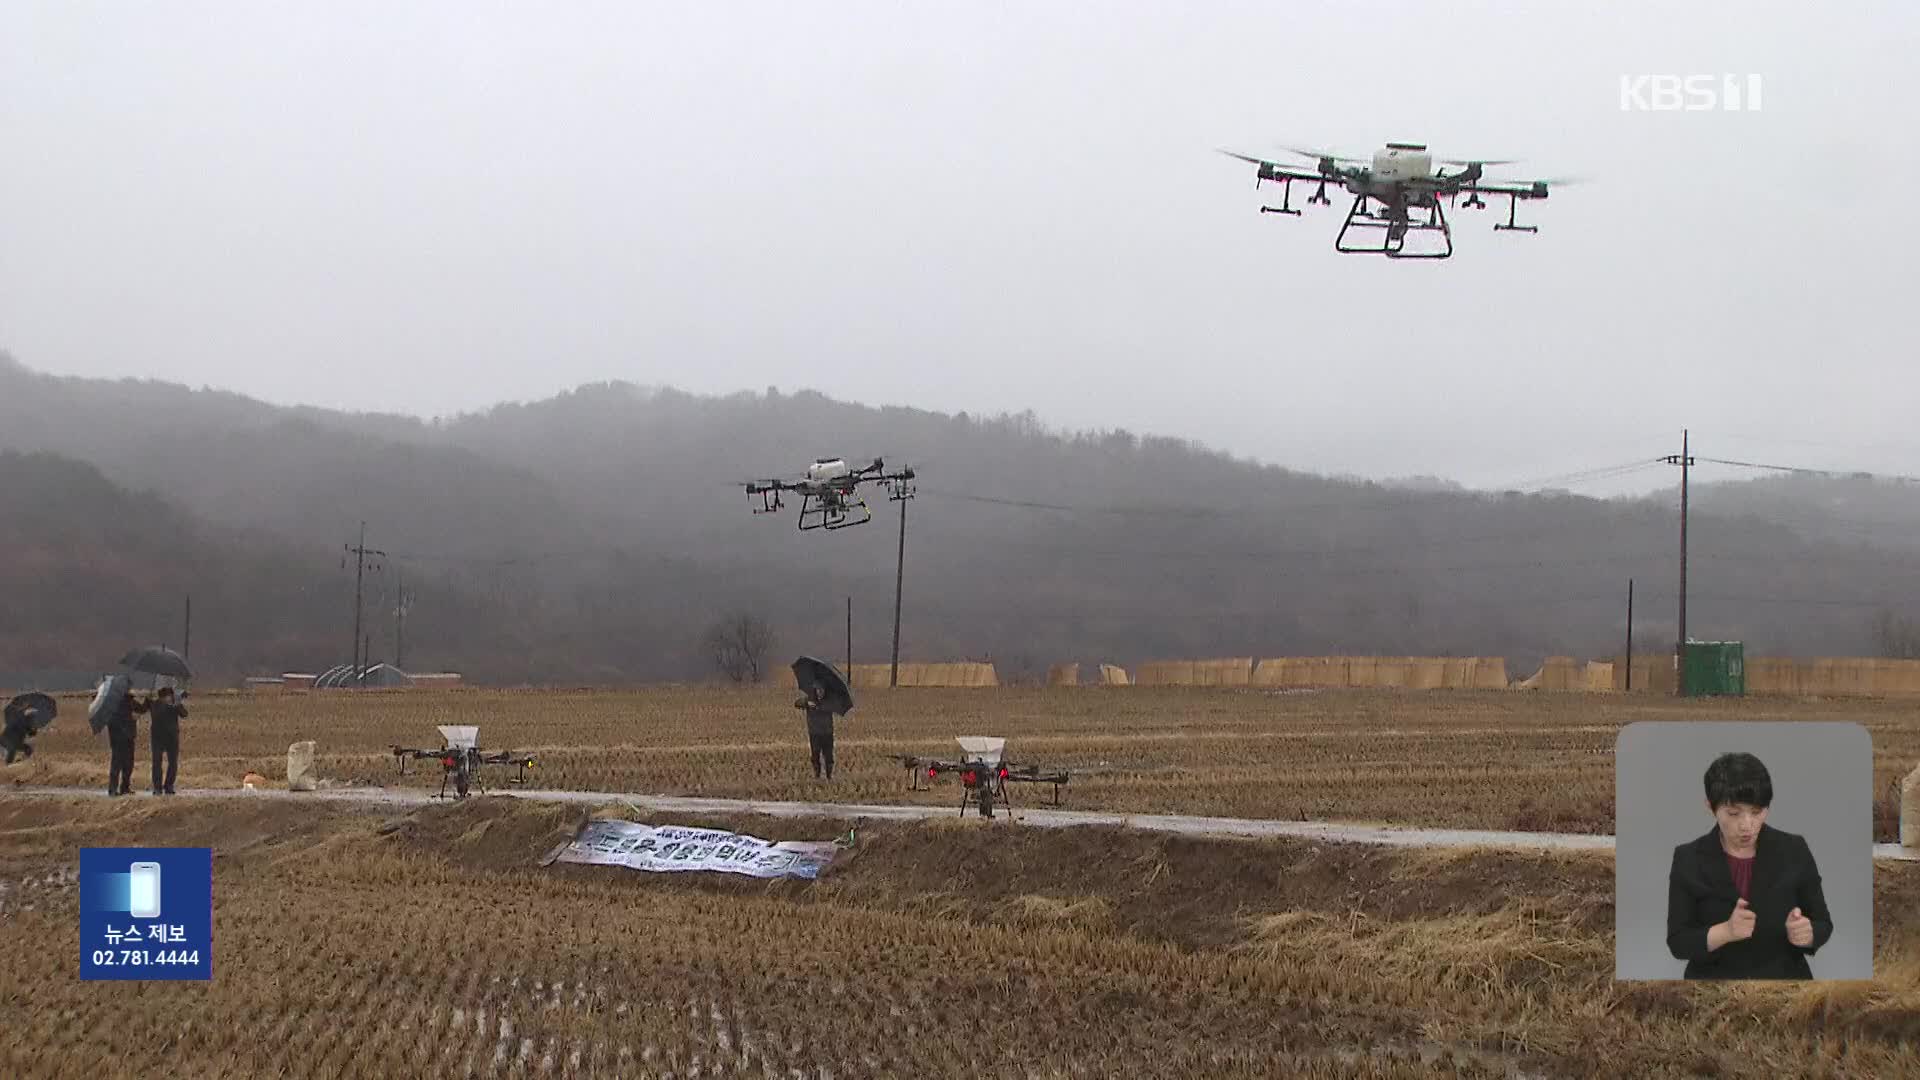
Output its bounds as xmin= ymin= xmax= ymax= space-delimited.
xmin=3 ymin=1 xmax=1914 ymax=496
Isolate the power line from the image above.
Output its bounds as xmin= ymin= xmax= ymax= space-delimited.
xmin=1697 ymin=456 xmax=1920 ymax=485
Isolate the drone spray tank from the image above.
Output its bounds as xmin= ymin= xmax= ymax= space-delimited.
xmin=806 ymin=458 xmax=851 ymax=483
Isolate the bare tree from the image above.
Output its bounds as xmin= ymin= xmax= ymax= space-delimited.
xmin=1871 ymin=609 xmax=1920 ymax=659
xmin=703 ymin=611 xmax=778 ymax=683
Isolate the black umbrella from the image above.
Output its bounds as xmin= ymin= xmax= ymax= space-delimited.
xmin=792 ymin=656 xmax=854 ymax=716
xmin=119 ymin=646 xmax=193 ymax=681
xmin=4 ymin=692 xmax=57 ymax=733
xmin=88 ymin=674 xmax=130 ymax=735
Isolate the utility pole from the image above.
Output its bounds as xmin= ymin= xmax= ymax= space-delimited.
xmin=1625 ymin=578 xmax=1633 ymax=692
xmin=183 ymin=595 xmax=192 ymax=662
xmin=1662 ymin=431 xmax=1695 ymax=696
xmin=344 ymin=523 xmax=386 ymax=681
xmin=845 ymin=595 xmax=852 ymax=678
xmin=891 ymin=497 xmax=907 ymax=688
xmin=887 ymin=471 xmax=916 ymax=688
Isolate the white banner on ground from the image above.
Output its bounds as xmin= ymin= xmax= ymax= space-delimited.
xmin=544 ymin=820 xmax=838 ymax=879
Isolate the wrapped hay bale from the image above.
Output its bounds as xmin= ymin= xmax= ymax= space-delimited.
xmin=287 ymin=741 xmax=318 ymax=792
xmin=1046 ymin=664 xmax=1080 ymax=687
xmin=1098 ymin=663 xmax=1130 ymax=686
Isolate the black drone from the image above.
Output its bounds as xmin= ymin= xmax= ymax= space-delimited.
xmin=1219 ymin=142 xmax=1575 ymax=259
xmin=391 ymin=725 xmax=536 ymax=799
xmin=744 ymin=456 xmax=915 ymax=531
xmin=896 ymin=738 xmax=1070 ymax=819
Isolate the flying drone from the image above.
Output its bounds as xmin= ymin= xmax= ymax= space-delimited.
xmin=1219 ymin=142 xmax=1574 ymax=259
xmin=390 ymin=725 xmax=536 ymax=799
xmin=896 ymin=737 xmax=1070 ymax=819
xmin=744 ymin=456 xmax=916 ymax=531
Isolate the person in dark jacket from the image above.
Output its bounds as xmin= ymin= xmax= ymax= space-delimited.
xmin=1 ymin=714 xmax=33 ymax=763
xmin=148 ymin=687 xmax=187 ymax=795
xmin=794 ymin=683 xmax=835 ymax=780
xmin=1666 ymin=752 xmax=1833 ymax=979
xmin=106 ymin=691 xmax=148 ymax=796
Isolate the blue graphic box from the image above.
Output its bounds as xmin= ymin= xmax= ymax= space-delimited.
xmin=80 ymin=847 xmax=212 ymax=980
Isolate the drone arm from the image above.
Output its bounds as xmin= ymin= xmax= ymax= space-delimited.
xmin=1219 ymin=150 xmax=1328 ymax=187
xmin=1464 ymin=179 xmax=1550 ymax=200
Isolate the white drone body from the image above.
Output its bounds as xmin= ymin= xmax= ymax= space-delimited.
xmin=744 ymin=455 xmax=916 ymax=532
xmin=1219 ymin=140 xmax=1572 ymax=259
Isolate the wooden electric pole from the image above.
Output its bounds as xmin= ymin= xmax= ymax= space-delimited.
xmin=887 ymin=471 xmax=916 ymax=689
xmin=890 ymin=497 xmax=907 ymax=688
xmin=1625 ymin=578 xmax=1633 ymax=692
xmin=1663 ymin=431 xmax=1694 ymax=696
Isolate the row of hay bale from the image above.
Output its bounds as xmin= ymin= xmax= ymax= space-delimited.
xmin=1135 ymin=658 xmax=1258 ymax=686
xmin=1508 ymin=655 xmax=1680 ymax=693
xmin=1129 ymin=656 xmax=1511 ymax=689
xmin=1255 ymin=656 xmax=1509 ymax=690
xmin=1747 ymin=657 xmax=1920 ymax=697
xmin=846 ymin=662 xmax=999 ymax=688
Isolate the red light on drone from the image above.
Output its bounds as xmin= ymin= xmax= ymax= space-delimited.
xmin=961 ymin=770 xmax=978 ymax=785
xmin=927 ymin=766 xmax=938 ymax=779
xmin=441 ymin=756 xmax=456 ymax=768
xmin=998 ymin=767 xmax=1008 ymax=780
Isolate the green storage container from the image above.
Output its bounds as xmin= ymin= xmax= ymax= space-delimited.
xmin=1682 ymin=640 xmax=1745 ymax=696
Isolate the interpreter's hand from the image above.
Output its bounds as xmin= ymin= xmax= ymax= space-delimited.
xmin=1724 ymin=897 xmax=1756 ymax=942
xmin=1786 ymin=906 xmax=1814 ymax=948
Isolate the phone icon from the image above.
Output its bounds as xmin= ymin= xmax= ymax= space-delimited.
xmin=128 ymin=862 xmax=162 ymax=919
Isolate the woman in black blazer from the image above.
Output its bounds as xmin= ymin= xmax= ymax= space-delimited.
xmin=1667 ymin=752 xmax=1834 ymax=979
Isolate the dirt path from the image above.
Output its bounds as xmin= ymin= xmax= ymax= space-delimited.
xmin=12 ymin=783 xmax=1917 ymax=860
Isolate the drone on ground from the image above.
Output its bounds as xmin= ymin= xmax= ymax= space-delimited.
xmin=896 ymin=737 xmax=1070 ymax=819
xmin=390 ymin=725 xmax=536 ymax=799
xmin=744 ymin=456 xmax=916 ymax=531
xmin=1219 ymin=142 xmax=1574 ymax=259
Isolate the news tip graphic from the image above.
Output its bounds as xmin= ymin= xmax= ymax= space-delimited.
xmin=80 ymin=847 xmax=212 ymax=981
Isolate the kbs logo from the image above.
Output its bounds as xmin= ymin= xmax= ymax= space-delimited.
xmin=1619 ymin=74 xmax=1763 ymax=112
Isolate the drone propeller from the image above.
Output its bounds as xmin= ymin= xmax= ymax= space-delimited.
xmin=1280 ymin=145 xmax=1367 ymax=166
xmin=1439 ymin=158 xmax=1520 ymax=167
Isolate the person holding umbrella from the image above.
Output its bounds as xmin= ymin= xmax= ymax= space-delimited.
xmin=791 ymin=657 xmax=853 ymax=782
xmin=105 ymin=685 xmax=147 ymax=796
xmin=148 ymin=686 xmax=188 ymax=794
xmin=2 ymin=692 xmax=57 ymax=764
xmin=94 ymin=649 xmax=191 ymax=796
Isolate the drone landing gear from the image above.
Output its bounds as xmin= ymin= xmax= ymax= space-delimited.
xmin=1493 ymin=192 xmax=1538 ymax=234
xmin=797 ymin=493 xmax=872 ymax=531
xmin=1334 ymin=193 xmax=1452 ymax=259
xmin=1259 ymin=177 xmax=1301 ymax=216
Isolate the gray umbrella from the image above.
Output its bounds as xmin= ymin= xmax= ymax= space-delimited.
xmin=119 ymin=646 xmax=193 ymax=680
xmin=88 ymin=674 xmax=130 ymax=735
xmin=791 ymin=656 xmax=854 ymax=716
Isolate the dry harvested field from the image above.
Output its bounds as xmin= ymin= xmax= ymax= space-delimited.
xmin=1 ymin=795 xmax=1916 ymax=1079
xmin=8 ymin=687 xmax=1919 ymax=839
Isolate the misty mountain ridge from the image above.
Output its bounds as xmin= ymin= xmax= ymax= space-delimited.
xmin=5 ymin=354 xmax=1920 ymax=685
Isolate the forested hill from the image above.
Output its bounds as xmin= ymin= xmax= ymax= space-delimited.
xmin=4 ymin=354 xmax=1919 ymax=684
